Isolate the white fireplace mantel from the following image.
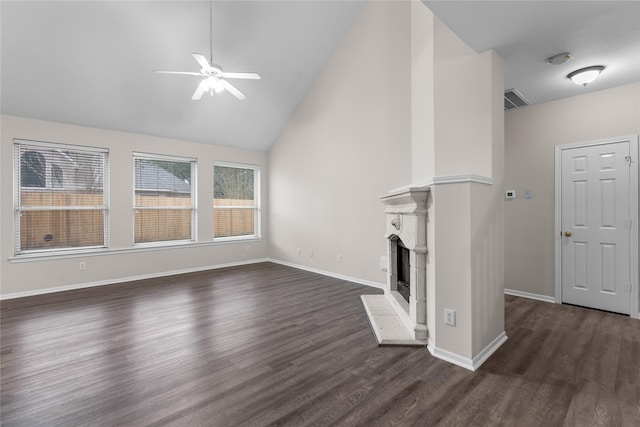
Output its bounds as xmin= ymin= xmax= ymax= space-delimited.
xmin=361 ymin=186 xmax=430 ymax=346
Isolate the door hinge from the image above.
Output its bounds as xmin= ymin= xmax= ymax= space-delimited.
xmin=628 ymin=283 xmax=633 ymax=294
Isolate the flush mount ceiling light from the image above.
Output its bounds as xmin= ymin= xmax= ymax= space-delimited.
xmin=567 ymin=66 xmax=605 ymax=87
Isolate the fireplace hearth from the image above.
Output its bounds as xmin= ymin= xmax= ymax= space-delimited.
xmin=361 ymin=186 xmax=429 ymax=346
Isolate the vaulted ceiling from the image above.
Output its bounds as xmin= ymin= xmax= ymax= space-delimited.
xmin=2 ymin=1 xmax=638 ymax=151
xmin=1 ymin=1 xmax=364 ymax=151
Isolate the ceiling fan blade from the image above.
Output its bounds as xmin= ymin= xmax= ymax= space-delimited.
xmin=192 ymin=79 xmax=208 ymax=100
xmin=192 ymin=53 xmax=212 ymax=71
xmin=155 ymin=71 xmax=203 ymax=76
xmin=220 ymin=79 xmax=246 ymax=100
xmin=221 ymin=72 xmax=261 ymax=80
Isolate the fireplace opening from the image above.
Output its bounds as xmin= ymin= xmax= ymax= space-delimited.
xmin=396 ymin=240 xmax=410 ymax=303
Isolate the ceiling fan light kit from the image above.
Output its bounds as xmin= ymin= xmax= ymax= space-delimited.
xmin=567 ymin=65 xmax=605 ymax=86
xmin=154 ymin=1 xmax=260 ymax=100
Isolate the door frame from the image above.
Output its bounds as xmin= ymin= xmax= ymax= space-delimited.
xmin=554 ymin=135 xmax=639 ymax=319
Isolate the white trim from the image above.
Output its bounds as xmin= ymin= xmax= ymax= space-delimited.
xmin=267 ymin=258 xmax=385 ymax=290
xmin=213 ymin=234 xmax=261 ymax=243
xmin=630 ymin=137 xmax=639 ymax=319
xmin=432 ymin=174 xmax=494 ymax=186
xmin=504 ymin=288 xmax=556 ymax=303
xmin=555 ymin=135 xmax=639 ymax=317
xmin=427 ymin=341 xmax=474 ymax=370
xmin=471 ymin=331 xmax=508 ymax=370
xmin=14 ymin=138 xmax=108 ymax=153
xmin=0 ymin=258 xmax=269 ymax=300
xmin=213 ymin=160 xmax=261 ymax=170
xmin=387 ymin=174 xmax=493 ymax=193
xmin=554 ymin=144 xmax=563 ymax=304
xmin=427 ymin=331 xmax=508 ymax=371
xmin=132 ymin=151 xmax=196 ymax=163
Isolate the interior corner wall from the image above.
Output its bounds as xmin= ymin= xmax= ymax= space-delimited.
xmin=432 ymin=18 xmax=492 ymax=178
xmin=424 ymin=14 xmax=505 ymax=361
xmin=268 ymin=0 xmax=412 ymax=285
xmin=470 ymin=50 xmax=505 ymax=356
xmin=504 ymin=82 xmax=640 ymax=300
xmin=410 ymin=0 xmax=435 ymax=184
xmin=0 ymin=115 xmax=269 ymax=297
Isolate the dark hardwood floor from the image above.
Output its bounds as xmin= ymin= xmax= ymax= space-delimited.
xmin=1 ymin=262 xmax=638 ymax=426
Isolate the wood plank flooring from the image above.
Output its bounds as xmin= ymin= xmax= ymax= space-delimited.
xmin=1 ymin=262 xmax=638 ymax=426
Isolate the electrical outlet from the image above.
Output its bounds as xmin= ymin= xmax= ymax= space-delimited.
xmin=79 ymin=262 xmax=86 ymax=271
xmin=444 ymin=309 xmax=456 ymax=326
xmin=309 ymin=250 xmax=314 ymax=258
xmin=296 ymin=248 xmax=301 ymax=255
xmin=246 ymin=245 xmax=251 ymax=252
xmin=337 ymin=254 xmax=342 ymax=263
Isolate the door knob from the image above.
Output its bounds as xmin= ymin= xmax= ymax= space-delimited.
xmin=564 ymin=231 xmax=572 ymax=237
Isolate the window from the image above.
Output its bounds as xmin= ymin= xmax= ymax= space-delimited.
xmin=14 ymin=140 xmax=109 ymax=254
xmin=51 ymin=164 xmax=64 ymax=188
xmin=213 ymin=162 xmax=260 ymax=239
xmin=134 ymin=154 xmax=195 ymax=244
xmin=21 ymin=150 xmax=46 ymax=188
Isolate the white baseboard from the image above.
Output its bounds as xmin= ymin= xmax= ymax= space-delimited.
xmin=428 ymin=331 xmax=508 ymax=371
xmin=471 ymin=331 xmax=508 ymax=370
xmin=504 ymin=288 xmax=556 ymax=303
xmin=0 ymin=258 xmax=270 ymax=300
xmin=428 ymin=341 xmax=474 ymax=371
xmin=267 ymin=258 xmax=385 ymax=290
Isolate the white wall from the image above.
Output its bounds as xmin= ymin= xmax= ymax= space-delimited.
xmin=0 ymin=115 xmax=269 ymax=297
xmin=428 ymin=26 xmax=505 ymax=361
xmin=410 ymin=0 xmax=435 ymax=184
xmin=504 ymin=83 xmax=640 ymax=301
xmin=268 ymin=0 xmax=412 ymax=285
xmin=270 ymin=0 xmax=505 ymax=366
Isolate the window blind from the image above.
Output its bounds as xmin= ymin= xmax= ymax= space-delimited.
xmin=213 ymin=163 xmax=260 ymax=239
xmin=14 ymin=139 xmax=109 ymax=254
xmin=133 ymin=154 xmax=196 ymax=244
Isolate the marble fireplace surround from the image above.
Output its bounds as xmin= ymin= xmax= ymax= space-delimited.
xmin=361 ymin=186 xmax=429 ymax=346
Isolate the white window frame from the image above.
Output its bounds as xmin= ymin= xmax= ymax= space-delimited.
xmin=213 ymin=161 xmax=261 ymax=242
xmin=13 ymin=139 xmax=109 ymax=256
xmin=133 ymin=152 xmax=197 ymax=247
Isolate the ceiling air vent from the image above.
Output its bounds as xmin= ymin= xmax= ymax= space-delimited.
xmin=504 ymin=89 xmax=529 ymax=111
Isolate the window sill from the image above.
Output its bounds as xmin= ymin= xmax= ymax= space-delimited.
xmin=213 ymin=235 xmax=261 ymax=243
xmin=9 ymin=238 xmax=263 ymax=263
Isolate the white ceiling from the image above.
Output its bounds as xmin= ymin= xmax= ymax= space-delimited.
xmin=2 ymin=1 xmax=639 ymax=152
xmin=1 ymin=1 xmax=364 ymax=151
xmin=424 ymin=1 xmax=640 ymax=105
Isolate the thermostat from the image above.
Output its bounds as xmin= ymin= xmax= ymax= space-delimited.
xmin=505 ymin=190 xmax=516 ymax=199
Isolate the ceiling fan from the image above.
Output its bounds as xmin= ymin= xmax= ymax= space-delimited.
xmin=154 ymin=2 xmax=260 ymax=100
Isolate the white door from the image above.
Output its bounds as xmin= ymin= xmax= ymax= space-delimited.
xmin=561 ymin=141 xmax=631 ymax=314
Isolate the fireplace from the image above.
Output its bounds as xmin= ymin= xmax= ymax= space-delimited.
xmin=361 ymin=186 xmax=429 ymax=345
xmin=395 ymin=239 xmax=411 ymax=303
